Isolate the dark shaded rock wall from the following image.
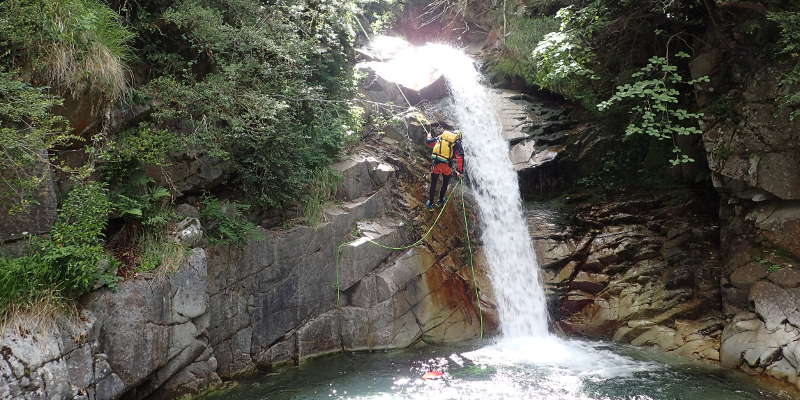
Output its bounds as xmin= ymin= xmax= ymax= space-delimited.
xmin=520 ymin=14 xmax=800 ymax=390
xmin=531 ymin=190 xmax=723 ymax=362
xmin=691 ymin=25 xmax=800 ymax=388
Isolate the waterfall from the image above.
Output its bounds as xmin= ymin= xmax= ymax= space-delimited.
xmin=422 ymin=44 xmax=550 ymax=338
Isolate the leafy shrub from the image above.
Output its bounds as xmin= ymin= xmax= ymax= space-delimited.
xmin=489 ymin=15 xmax=559 ymax=85
xmin=50 ymin=182 xmax=111 ymax=246
xmin=0 ymin=182 xmax=116 ymax=319
xmin=100 ymin=123 xmax=178 ymax=167
xmin=768 ymin=10 xmax=800 ymax=120
xmin=103 ymin=167 xmax=181 ymax=274
xmin=109 ymin=173 xmax=173 ymax=228
xmin=133 ymin=0 xmax=366 ymax=208
xmin=199 ymin=195 xmax=263 ymax=246
xmin=0 ymin=69 xmax=73 ymax=214
xmin=0 ymin=0 xmax=135 ymax=102
xmin=597 ymin=54 xmax=708 ymax=165
xmin=529 ymin=6 xmax=599 ymax=105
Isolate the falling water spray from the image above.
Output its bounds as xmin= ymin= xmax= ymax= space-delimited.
xmin=421 ymin=44 xmax=550 ymax=338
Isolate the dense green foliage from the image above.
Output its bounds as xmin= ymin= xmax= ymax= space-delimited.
xmin=0 ymin=182 xmax=116 ymax=318
xmin=108 ymin=171 xmax=173 ymax=228
xmin=488 ymin=0 xmax=800 ymax=172
xmin=0 ymin=0 xmax=133 ymax=212
xmin=489 ymin=15 xmax=559 ymax=86
xmin=769 ymin=10 xmax=800 ymax=120
xmin=100 ymin=123 xmax=177 ymax=167
xmin=126 ymin=0 xmax=369 ymax=207
xmin=0 ymin=0 xmax=396 ymax=317
xmin=0 ymin=70 xmax=73 ymax=213
xmin=530 ymin=5 xmax=599 ymax=105
xmin=490 ymin=0 xmax=710 ymax=167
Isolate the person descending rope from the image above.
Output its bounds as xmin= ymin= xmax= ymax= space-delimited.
xmin=425 ymin=129 xmax=465 ymax=210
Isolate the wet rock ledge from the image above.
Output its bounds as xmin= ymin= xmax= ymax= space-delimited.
xmin=530 ymin=189 xmax=724 ymax=362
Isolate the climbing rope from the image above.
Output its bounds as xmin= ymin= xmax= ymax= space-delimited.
xmin=460 ymin=179 xmax=484 ymax=339
xmin=335 ymin=180 xmax=461 ymax=305
xmin=344 ymin=17 xmax=482 ymax=337
xmin=334 ymin=178 xmax=484 ymax=338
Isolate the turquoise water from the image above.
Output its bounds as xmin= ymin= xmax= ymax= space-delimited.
xmin=200 ymin=338 xmax=792 ymax=400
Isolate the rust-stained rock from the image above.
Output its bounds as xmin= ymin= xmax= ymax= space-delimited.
xmin=730 ymin=263 xmax=769 ymax=290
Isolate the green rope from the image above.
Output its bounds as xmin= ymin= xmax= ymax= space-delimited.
xmin=340 ymin=17 xmax=481 ymax=334
xmin=335 ymin=178 xmax=484 ymax=340
xmin=460 ymin=177 xmax=484 ymax=339
xmin=364 ymin=179 xmax=461 ymax=251
xmin=336 ymin=180 xmax=461 ymax=305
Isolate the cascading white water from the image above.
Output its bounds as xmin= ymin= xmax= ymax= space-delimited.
xmin=366 ymin=36 xmax=550 ymax=338
xmin=420 ymin=44 xmax=550 ymax=338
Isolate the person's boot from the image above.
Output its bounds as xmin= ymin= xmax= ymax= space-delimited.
xmin=425 ymin=200 xmax=434 ymax=211
xmin=437 ymin=198 xmax=446 ymax=208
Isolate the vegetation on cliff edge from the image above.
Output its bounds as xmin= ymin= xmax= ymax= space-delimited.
xmin=0 ymin=0 xmax=399 ymax=319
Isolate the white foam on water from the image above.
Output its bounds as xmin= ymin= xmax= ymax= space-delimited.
xmin=345 ymin=337 xmax=663 ymax=400
xmin=462 ymin=337 xmax=661 ymax=379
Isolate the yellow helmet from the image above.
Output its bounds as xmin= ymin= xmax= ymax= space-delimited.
xmin=443 ymin=130 xmax=463 ymax=140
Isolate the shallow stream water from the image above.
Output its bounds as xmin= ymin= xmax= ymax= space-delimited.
xmin=200 ymin=338 xmax=790 ymax=400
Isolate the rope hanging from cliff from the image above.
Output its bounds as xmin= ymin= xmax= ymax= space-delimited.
xmin=460 ymin=179 xmax=484 ymax=339
xmin=334 ymin=178 xmax=484 ymax=338
xmin=345 ymin=17 xmax=482 ymax=338
xmin=335 ymin=180 xmax=461 ymax=305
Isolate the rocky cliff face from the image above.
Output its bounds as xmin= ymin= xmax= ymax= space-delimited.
xmin=491 ymin=87 xmax=727 ymax=362
xmin=692 ymin=30 xmax=800 ymax=388
xmin=518 ymin=19 xmax=800 ymax=390
xmin=0 ymin=140 xmax=496 ymax=399
xmin=531 ymin=191 xmax=723 ymax=362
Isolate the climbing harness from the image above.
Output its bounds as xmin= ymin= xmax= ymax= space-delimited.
xmin=335 ymin=178 xmax=484 ymax=338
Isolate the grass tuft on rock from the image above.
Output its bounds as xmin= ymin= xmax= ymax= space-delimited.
xmin=0 ymin=0 xmax=135 ymax=103
xmin=0 ymin=181 xmax=117 ymax=322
